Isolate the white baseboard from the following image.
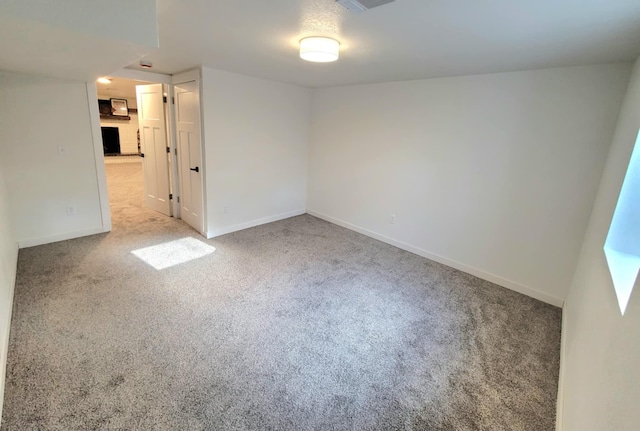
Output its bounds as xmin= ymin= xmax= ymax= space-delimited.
xmin=307 ymin=209 xmax=564 ymax=307
xmin=18 ymin=226 xmax=109 ymax=249
xmin=208 ymin=209 xmax=306 ymax=238
xmin=0 ymin=241 xmax=19 ymax=422
xmin=556 ymin=305 xmax=568 ymax=431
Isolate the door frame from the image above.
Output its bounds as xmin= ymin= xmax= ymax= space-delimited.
xmin=89 ymin=68 xmax=181 ymax=231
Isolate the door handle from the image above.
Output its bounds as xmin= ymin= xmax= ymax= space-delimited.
xmin=190 ymin=166 xmax=199 ymax=173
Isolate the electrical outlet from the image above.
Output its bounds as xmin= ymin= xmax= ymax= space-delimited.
xmin=389 ymin=213 xmax=396 ymax=224
xmin=66 ymin=206 xmax=77 ymax=216
xmin=223 ymin=205 xmax=229 ymax=214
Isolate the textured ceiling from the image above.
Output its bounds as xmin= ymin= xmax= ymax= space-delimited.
xmin=125 ymin=0 xmax=640 ymax=87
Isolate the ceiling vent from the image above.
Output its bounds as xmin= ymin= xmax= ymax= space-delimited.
xmin=336 ymin=0 xmax=395 ymax=13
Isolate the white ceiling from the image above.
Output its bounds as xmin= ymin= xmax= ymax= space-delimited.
xmin=96 ymin=77 xmax=152 ymax=101
xmin=0 ymin=0 xmax=158 ymax=81
xmin=125 ymin=0 xmax=640 ymax=87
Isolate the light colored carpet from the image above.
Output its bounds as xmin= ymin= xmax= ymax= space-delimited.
xmin=1 ymin=163 xmax=561 ymax=430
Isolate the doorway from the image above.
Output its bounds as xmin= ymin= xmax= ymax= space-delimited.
xmin=95 ymin=76 xmax=172 ymax=227
xmin=89 ymin=69 xmax=206 ymax=237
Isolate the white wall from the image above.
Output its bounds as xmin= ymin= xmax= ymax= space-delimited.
xmin=308 ymin=64 xmax=631 ymax=305
xmin=558 ymin=58 xmax=640 ymax=431
xmin=0 ymin=154 xmax=18 ymax=422
xmin=0 ymin=72 xmax=106 ymax=247
xmin=201 ymin=67 xmax=311 ymax=237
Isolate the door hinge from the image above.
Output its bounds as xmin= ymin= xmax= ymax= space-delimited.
xmin=169 ymin=193 xmax=173 ymax=200
xmin=174 ymin=148 xmax=178 ymax=156
xmin=172 ymin=97 xmax=175 ymax=104
xmin=177 ymin=196 xmax=180 ymax=203
xmin=166 ymin=147 xmax=170 ymax=153
xmin=163 ymin=96 xmax=168 ymax=103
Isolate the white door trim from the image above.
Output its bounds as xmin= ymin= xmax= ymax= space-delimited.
xmin=165 ymin=83 xmax=180 ymax=218
xmin=86 ymin=81 xmax=112 ymax=232
xmin=171 ymin=69 xmax=200 ymax=83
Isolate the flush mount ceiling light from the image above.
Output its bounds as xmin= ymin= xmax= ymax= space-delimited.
xmin=97 ymin=77 xmax=112 ymax=84
xmin=300 ymin=37 xmax=340 ymax=63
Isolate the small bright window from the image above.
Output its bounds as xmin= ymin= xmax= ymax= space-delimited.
xmin=604 ymin=130 xmax=640 ymax=315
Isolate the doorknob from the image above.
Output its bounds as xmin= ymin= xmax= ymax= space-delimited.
xmin=190 ymin=166 xmax=199 ymax=173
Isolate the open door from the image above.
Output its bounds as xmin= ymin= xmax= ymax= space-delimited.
xmin=136 ymin=83 xmax=171 ymax=216
xmin=174 ymin=79 xmax=204 ymax=234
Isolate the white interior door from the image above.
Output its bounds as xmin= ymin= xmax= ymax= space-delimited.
xmin=174 ymin=80 xmax=203 ymax=233
xmin=137 ymin=83 xmax=171 ymax=216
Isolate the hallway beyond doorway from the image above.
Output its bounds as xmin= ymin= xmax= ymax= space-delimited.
xmin=105 ymin=161 xmax=176 ymax=235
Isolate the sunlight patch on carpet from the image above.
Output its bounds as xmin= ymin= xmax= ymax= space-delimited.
xmin=131 ymin=237 xmax=216 ymax=270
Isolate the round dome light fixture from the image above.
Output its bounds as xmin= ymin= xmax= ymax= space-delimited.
xmin=299 ymin=37 xmax=340 ymax=63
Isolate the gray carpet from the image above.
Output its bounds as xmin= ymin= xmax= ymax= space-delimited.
xmin=1 ymin=162 xmax=561 ymax=430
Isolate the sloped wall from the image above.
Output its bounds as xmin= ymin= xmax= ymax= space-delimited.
xmin=558 ymin=58 xmax=640 ymax=431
